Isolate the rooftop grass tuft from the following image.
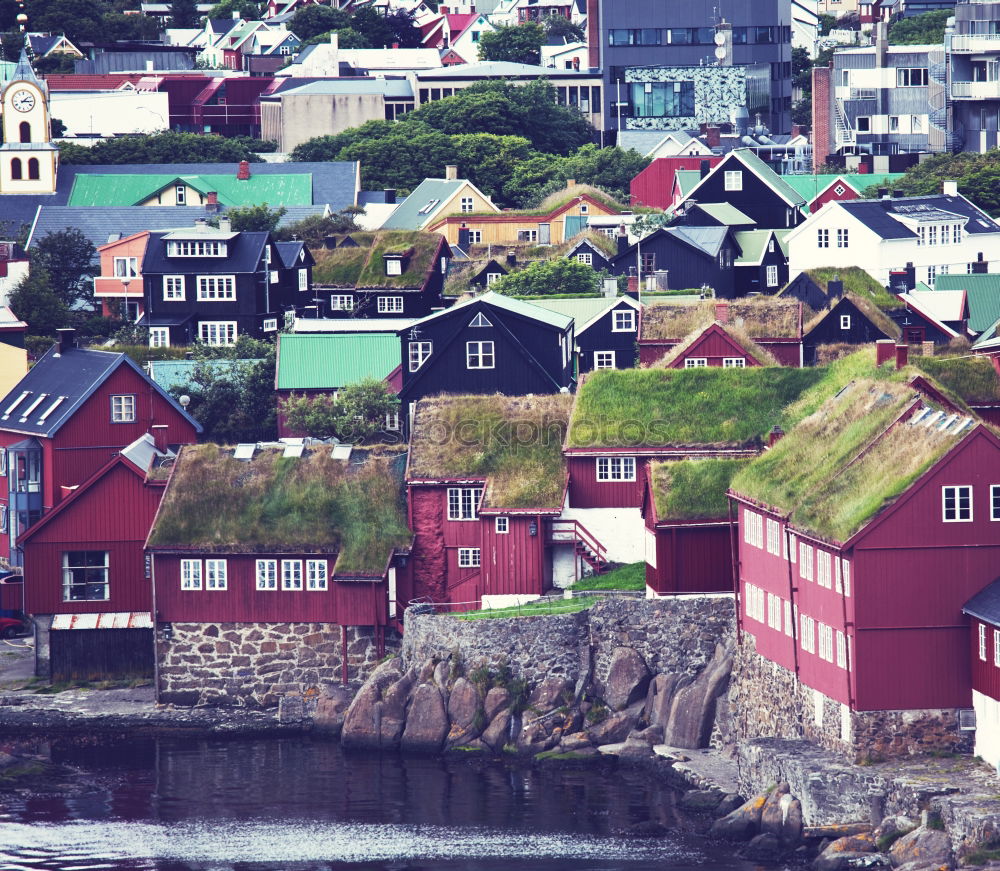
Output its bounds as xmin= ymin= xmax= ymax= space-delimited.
xmin=311 ymin=230 xmax=443 ymax=288
xmin=799 ymin=267 xmax=901 ymax=312
xmin=642 ymin=299 xmax=801 ymax=341
xmin=651 ymin=458 xmax=751 ymax=521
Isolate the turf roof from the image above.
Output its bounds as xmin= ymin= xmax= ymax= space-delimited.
xmin=911 ymin=355 xmax=1000 ymax=405
xmin=803 ymin=291 xmax=901 ymax=341
xmin=641 ymin=299 xmax=802 ymax=340
xmin=652 ymin=322 xmax=780 ymax=369
xmin=650 ymin=457 xmax=751 ymax=522
xmin=793 ymin=267 xmax=901 ymax=312
xmin=148 ymin=444 xmax=411 ymax=575
xmin=731 ymin=378 xmax=970 ymax=542
xmin=310 ymin=231 xmax=444 ymax=288
xmin=407 ymin=394 xmax=572 ymax=510
xmin=567 ymin=367 xmax=824 ymax=449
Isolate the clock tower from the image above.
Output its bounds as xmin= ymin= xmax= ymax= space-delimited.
xmin=0 ymin=50 xmax=57 ymax=195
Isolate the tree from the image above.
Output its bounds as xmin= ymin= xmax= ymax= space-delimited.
xmin=792 ymin=47 xmax=811 ymax=91
xmin=101 ymin=10 xmax=162 ymax=40
xmin=223 ymin=203 xmax=287 ymax=231
xmin=561 ymin=145 xmax=648 ymax=203
xmin=818 ymin=13 xmax=836 ymax=36
xmin=59 ymin=131 xmax=260 ymax=165
xmin=791 ymin=96 xmax=811 ymax=127
xmin=31 ymin=228 xmax=97 ymax=310
xmin=170 ymin=0 xmax=199 ymax=28
xmin=888 ymin=9 xmax=951 ymax=45
xmin=502 ymin=154 xmax=566 ymax=207
xmin=272 ymin=209 xmax=362 ymax=246
xmin=888 ymin=151 xmax=1000 ymax=216
xmin=206 ymin=0 xmax=263 ymax=19
xmin=51 ymin=117 xmax=67 ymax=137
xmin=452 ymin=133 xmax=537 ymax=203
xmin=351 ymin=7 xmax=421 ymax=47
xmin=477 ymin=22 xmax=545 ymax=65
xmin=491 ymin=258 xmax=601 ymax=296
xmin=544 ymin=16 xmax=585 ymax=43
xmin=630 ymin=212 xmax=670 ymax=239
xmin=7 ymin=268 xmax=70 ymax=337
xmin=290 ymin=4 xmax=350 ymax=40
xmin=303 ymin=27 xmax=369 ymax=48
xmin=280 ymin=378 xmax=399 ymax=442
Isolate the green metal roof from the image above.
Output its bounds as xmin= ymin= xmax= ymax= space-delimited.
xmin=782 ymin=173 xmax=905 ymax=202
xmin=730 ymin=150 xmax=805 ymax=207
xmin=381 ymin=178 xmax=468 ymax=230
xmin=675 ymin=169 xmax=701 ymax=197
xmin=276 ymin=333 xmax=400 ymax=390
xmin=973 ymin=318 xmax=1000 ymax=351
xmin=67 ymin=173 xmax=314 ymax=208
xmin=934 ymin=273 xmax=1000 ymax=334
xmin=148 ymin=359 xmax=255 ymax=392
xmin=523 ymin=296 xmax=617 ymax=326
xmin=696 ymin=202 xmax=755 ymax=226
xmin=733 ymin=230 xmax=773 ymax=264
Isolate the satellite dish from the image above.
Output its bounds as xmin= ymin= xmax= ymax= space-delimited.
xmin=714 ymin=32 xmax=727 ymax=45
xmin=715 ymin=46 xmax=728 ymax=59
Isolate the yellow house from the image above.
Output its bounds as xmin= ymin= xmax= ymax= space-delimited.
xmin=0 ymin=306 xmax=27 ymax=398
xmin=381 ymin=166 xmax=500 ymax=232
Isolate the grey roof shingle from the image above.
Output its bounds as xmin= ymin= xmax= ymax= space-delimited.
xmin=964 ymin=577 xmax=1000 ymax=625
xmin=381 ymin=178 xmax=467 ymax=230
xmin=839 ymin=195 xmax=1000 ymax=240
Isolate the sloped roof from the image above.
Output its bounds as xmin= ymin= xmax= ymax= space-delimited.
xmin=409 ymin=290 xmax=572 ymax=332
xmin=934 ymin=273 xmax=1000 ymax=334
xmin=276 ymin=333 xmax=400 ymax=390
xmin=525 ymin=296 xmax=636 ymax=334
xmin=642 ymin=299 xmax=802 ymax=340
xmin=682 ymin=149 xmax=804 ymax=209
xmin=838 ymin=195 xmax=1000 ymax=240
xmin=898 ymin=289 xmax=967 ymax=324
xmin=691 ymin=202 xmax=756 ymax=226
xmin=143 ymin=229 xmax=269 ymax=275
xmin=650 ymin=457 xmax=751 ymax=522
xmin=416 ymin=60 xmax=568 ymax=77
xmin=274 ymin=78 xmax=413 ymax=98
xmin=653 ymin=321 xmax=779 ymax=369
xmin=67 ymin=172 xmax=314 ymax=208
xmin=781 ymin=172 xmax=904 ymax=202
xmin=674 ymin=169 xmax=702 ymax=197
xmin=898 ymin=292 xmax=961 ymax=339
xmin=963 ymin=577 xmax=1000 ymax=626
xmin=734 ymin=230 xmax=776 ymax=265
xmin=148 ymin=358 xmax=256 ymax=393
xmin=310 ymin=230 xmax=445 ymax=290
xmin=670 ymin=225 xmax=730 ymax=257
xmin=972 ymin=319 xmax=1000 ymax=352
xmin=382 ymin=178 xmax=494 ymax=230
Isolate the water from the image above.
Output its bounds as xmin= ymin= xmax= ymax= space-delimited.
xmin=0 ymin=738 xmax=759 ymax=871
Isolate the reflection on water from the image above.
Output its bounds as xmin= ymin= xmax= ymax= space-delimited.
xmin=0 ymin=738 xmax=751 ymax=871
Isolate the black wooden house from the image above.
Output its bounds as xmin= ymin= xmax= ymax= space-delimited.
xmin=802 ymin=293 xmax=901 ymax=365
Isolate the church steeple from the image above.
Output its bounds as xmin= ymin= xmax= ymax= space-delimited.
xmin=11 ymin=49 xmax=45 ymax=93
xmin=0 ymin=48 xmax=57 ymax=195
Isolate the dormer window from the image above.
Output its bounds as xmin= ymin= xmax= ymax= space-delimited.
xmin=167 ymin=240 xmax=226 ymax=257
xmin=385 ymin=258 xmax=402 ymax=276
xmin=175 ymin=185 xmax=186 ymax=205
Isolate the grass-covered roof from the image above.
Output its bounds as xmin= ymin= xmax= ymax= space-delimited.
xmin=567 ymin=367 xmax=824 ymax=449
xmin=148 ymin=444 xmax=411 ymax=575
xmin=911 ymin=354 xmax=1000 ymax=404
xmin=408 ymin=394 xmax=572 ymax=510
xmin=652 ymin=322 xmax=780 ymax=369
xmin=803 ymin=291 xmax=901 ymax=341
xmin=795 ymin=267 xmax=901 ymax=312
xmin=311 ymin=230 xmax=444 ymax=289
xmin=641 ymin=299 xmax=802 ymax=340
xmin=650 ymin=457 xmax=751 ymax=522
xmin=731 ymin=378 xmax=969 ymax=542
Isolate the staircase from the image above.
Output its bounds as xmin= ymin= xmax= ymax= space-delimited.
xmin=549 ymin=519 xmax=610 ymax=577
xmin=834 ymin=98 xmax=855 ymax=148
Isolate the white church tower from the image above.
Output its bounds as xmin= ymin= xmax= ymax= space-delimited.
xmin=0 ymin=50 xmax=57 ymax=195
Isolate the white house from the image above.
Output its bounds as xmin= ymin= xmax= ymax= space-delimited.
xmin=785 ymin=184 xmax=1000 ymax=289
xmin=450 ymin=14 xmax=497 ymax=63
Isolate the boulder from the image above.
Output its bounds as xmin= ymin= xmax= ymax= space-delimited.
xmin=715 ymin=794 xmax=745 ymax=817
xmin=341 ymin=685 xmax=383 ymax=749
xmin=445 ymin=677 xmax=482 ymax=748
xmin=742 ymin=833 xmax=783 ymax=862
xmin=618 ymin=733 xmax=656 ymax=761
xmin=400 ymin=683 xmax=448 ymax=754
xmin=481 ymin=710 xmax=512 ymax=753
xmin=604 ymin=647 xmax=651 ymax=712
xmin=815 ymin=850 xmax=887 ymax=871
xmin=643 ymin=673 xmax=679 ymax=729
xmin=529 ymin=677 xmax=571 ymax=714
xmin=631 ymin=724 xmax=663 ymax=746
xmin=680 ymin=789 xmax=725 ymax=812
xmin=587 ymin=708 xmax=639 ymax=745
xmin=559 ymin=733 xmax=593 ymax=752
xmin=379 ymin=673 xmax=415 ymax=747
xmin=760 ymin=786 xmax=803 ymax=847
xmin=822 ymin=834 xmax=877 ymax=855
xmin=311 ymin=686 xmax=353 ymax=737
xmin=518 ymin=720 xmax=560 ymax=755
xmin=663 ymin=641 xmax=733 ymax=749
xmin=889 ymin=827 xmax=952 ymax=869
xmin=708 ymin=792 xmax=769 ymax=841
xmin=484 ymin=687 xmax=510 ymax=721
xmin=433 ymin=659 xmax=450 ymax=690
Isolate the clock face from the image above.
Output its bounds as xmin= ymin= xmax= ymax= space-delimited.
xmin=11 ymin=89 xmax=34 ymax=112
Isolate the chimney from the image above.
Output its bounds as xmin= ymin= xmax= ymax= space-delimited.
xmin=893 ymin=190 xmax=904 ymax=198
xmin=705 ymin=125 xmax=720 ymax=148
xmin=206 ymin=191 xmax=219 ymax=213
xmin=715 ymin=302 xmax=730 ymax=323
xmin=392 ymin=42 xmax=399 ymax=49
xmin=566 ymin=178 xmax=576 ymax=188
xmin=768 ymin=426 xmax=784 ymax=447
xmin=828 ymin=277 xmax=844 ymax=300
xmin=922 ymin=340 xmax=935 ymax=358
xmin=237 ymin=160 xmax=251 ymax=181
xmin=445 ymin=164 xmax=458 ymax=181
xmin=943 ymin=180 xmax=958 ymax=197
xmin=699 ymin=159 xmax=711 ymax=178
xmin=330 ymin=31 xmax=339 ymax=50
xmin=973 ymin=252 xmax=988 ymax=274
xmin=151 ymin=425 xmax=169 ymax=454
xmin=617 ymin=223 xmax=629 ymax=256
xmin=323 ymin=235 xmax=337 ymax=249
xmin=904 ymin=262 xmax=916 ymax=290
xmin=875 ymin=339 xmax=895 ymax=367
xmin=791 ymin=123 xmax=806 ymax=139
xmin=218 ymin=216 xmax=232 ymax=232
xmin=506 ymin=250 xmax=516 ymax=267
xmin=55 ymin=327 xmax=75 ymax=354
xmin=384 ymin=188 xmax=396 ymax=205
xmin=626 ymin=269 xmax=639 ymax=297
xmin=877 ymin=187 xmax=889 ymax=199
xmin=895 ymin=343 xmax=909 ymax=370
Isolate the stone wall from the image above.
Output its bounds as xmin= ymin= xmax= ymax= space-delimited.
xmin=157 ymin=622 xmax=398 ymax=708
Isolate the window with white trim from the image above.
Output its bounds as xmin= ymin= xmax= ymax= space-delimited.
xmin=495 ymin=516 xmax=509 ymax=534
xmin=817 ymin=550 xmax=831 ymax=589
xmin=789 ymin=532 xmax=797 ymax=563
xmin=800 ymin=614 xmax=815 ymax=653
xmin=994 ymin=629 xmax=1000 ymax=668
xmin=408 ymin=341 xmax=432 ymax=371
xmin=723 ymin=357 xmax=745 ymax=368
xmin=942 ymin=485 xmax=972 ymax=522
xmin=596 ymin=456 xmax=636 ymax=481
xmin=331 ymin=295 xmax=354 ymax=311
xmin=594 ymin=351 xmax=616 ymax=369
xmin=460 ymin=196 xmax=474 ymax=213
xmin=163 ymin=274 xmax=186 ymax=301
xmin=724 ymin=170 xmax=743 ymax=191
xmin=744 ymin=583 xmax=765 ymax=622
xmin=111 ymin=394 xmax=136 ymax=423
xmin=468 ymin=230 xmax=482 ymax=244
xmin=577 ymin=252 xmax=593 ymax=265
xmin=256 ymin=559 xmax=277 ymax=590
xmin=767 ymin=592 xmax=782 ymax=630
xmin=840 ymin=315 xmax=851 ymax=330
xmin=766 ymin=518 xmax=780 ymax=555
xmin=62 ymin=551 xmax=110 ymax=601
xmin=378 ymin=296 xmax=404 ymax=313
xmin=684 ymin=357 xmax=708 ymax=368
xmin=175 ymin=184 xmax=186 ymax=205
xmin=485 ymin=271 xmax=502 ymax=285
xmin=818 ymin=622 xmax=833 ymax=662
xmin=799 ymin=542 xmax=814 ymax=581
xmin=168 ymin=240 xmax=224 ymax=257
xmin=841 ymin=558 xmax=850 ymax=597
xmin=263 ymin=318 xmax=278 ymax=332
xmin=517 ymin=229 xmax=537 ymax=242
xmin=458 ymin=547 xmax=481 ymax=568
xmin=834 ymin=557 xmax=842 ymax=594
xmin=0 ymin=506 xmax=6 ymax=534
xmin=281 ymin=559 xmax=303 ymax=590
xmin=181 ymin=559 xmax=202 ymax=590
xmin=836 ymin=229 xmax=849 ymax=248
xmin=205 ymin=559 xmax=227 ymax=590
xmin=385 ymin=259 xmax=402 ymax=276
xmin=114 ymin=256 xmax=138 ymax=278
xmin=980 ymin=623 xmax=987 ymax=661
xmin=466 ymin=340 xmax=494 ymax=368
xmin=766 ymin=264 xmax=779 ymax=287
xmin=447 ymin=487 xmax=483 ymax=521
xmin=298 ymin=268 xmax=308 ymax=291
xmin=197 ymin=275 xmax=236 ymax=300
xmin=817 ymin=229 xmax=829 ymax=248
xmin=784 ymin=600 xmax=794 ymax=637
xmin=836 ymin=630 xmax=848 ymax=668
xmin=991 ymin=485 xmax=1000 ymax=521
xmin=199 ymin=322 xmax=237 ymax=346
xmin=306 ymin=559 xmax=328 ymax=591
xmin=385 ymin=411 xmax=400 ymax=431
xmin=613 ymin=309 xmax=636 ymax=332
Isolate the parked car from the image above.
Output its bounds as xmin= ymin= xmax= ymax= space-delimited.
xmin=0 ymin=611 xmax=28 ymax=639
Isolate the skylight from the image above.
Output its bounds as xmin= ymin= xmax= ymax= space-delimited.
xmin=36 ymin=396 xmax=66 ymax=425
xmin=19 ymin=393 xmax=48 ymax=423
xmin=233 ymin=443 xmax=256 ymax=460
xmin=2 ymin=391 xmax=29 ymax=420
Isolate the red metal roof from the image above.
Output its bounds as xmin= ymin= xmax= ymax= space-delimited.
xmin=43 ymin=74 xmax=145 ymax=91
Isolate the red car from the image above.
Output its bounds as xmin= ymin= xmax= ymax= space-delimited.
xmin=0 ymin=615 xmax=27 ymax=639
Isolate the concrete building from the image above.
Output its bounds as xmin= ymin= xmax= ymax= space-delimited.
xmin=949 ymin=0 xmax=1000 ymax=152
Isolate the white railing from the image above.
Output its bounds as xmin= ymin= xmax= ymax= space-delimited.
xmin=952 ymin=34 xmax=1000 ymax=52
xmin=951 ymin=80 xmax=1000 ymax=99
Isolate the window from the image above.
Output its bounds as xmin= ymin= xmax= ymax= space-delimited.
xmin=306 ymin=559 xmax=328 ymax=591
xmin=819 ymin=623 xmax=833 ymax=662
xmin=458 ymin=547 xmax=481 ymax=568
xmin=385 ymin=259 xmax=402 ymax=276
xmin=577 ymin=253 xmax=593 ymax=265
xmin=994 ymin=629 xmax=1000 ymax=668
xmin=197 ymin=276 xmax=236 ymax=300
xmin=385 ymin=411 xmax=400 ymax=431
xmin=784 ymin=601 xmax=794 ymax=637
xmin=256 ymin=559 xmax=277 ymax=590
xmin=817 ymin=551 xmax=831 ymax=589
xmin=263 ymin=318 xmax=278 ymax=332
xmin=378 ymin=296 xmax=404 ymax=313
xmin=992 ymin=485 xmax=1000 ymax=521
xmin=199 ymin=322 xmax=237 ymax=346
xmin=897 ymin=67 xmax=928 ymax=87
xmin=447 ymin=487 xmax=483 ymax=521
xmin=579 ymin=204 xmax=589 ymax=214
xmin=331 ymin=295 xmax=354 ymax=311
xmin=799 ymin=542 xmax=814 ymax=581
xmin=613 ymin=309 xmax=636 ymax=332
xmin=62 ymin=551 xmax=109 ymax=601
xmin=0 ymin=506 xmax=5 ymax=534
xmin=980 ymin=623 xmax=987 ymax=661
xmin=836 ymin=631 xmax=848 ymax=669
xmin=841 ymin=559 xmax=850 ymax=597
xmin=466 ymin=340 xmax=494 ymax=368
xmin=111 ymin=394 xmax=136 ymax=423
xmin=800 ymin=614 xmax=816 ymax=654
xmin=485 ymin=272 xmax=502 ymax=286
xmin=927 ymin=266 xmax=937 ymax=285
xmin=723 ymin=357 xmax=745 ymax=368
xmin=469 ymin=312 xmax=492 ymax=327
xmin=468 ymin=230 xmax=482 ymax=244
xmin=889 ymin=115 xmax=899 ymax=132
xmin=495 ymin=516 xmax=509 ymax=534
xmin=10 ymin=158 xmax=21 ymax=180
xmin=768 ymin=593 xmax=782 ymax=630
xmin=181 ymin=559 xmax=202 ymax=590
xmin=168 ymin=240 xmax=224 ymax=257
xmin=724 ymin=171 xmax=743 ymax=191
xmin=408 ymin=341 xmax=432 ymax=371
xmin=766 ymin=518 xmax=781 ymax=555
xmin=742 ymin=509 xmax=763 ymax=549
xmin=596 ymin=456 xmax=636 ymax=481
xmin=114 ymin=257 xmax=138 ymax=278
xmin=856 ymin=116 xmax=871 ymax=133
xmin=942 ymin=485 xmax=972 ymax=522
xmin=928 ymin=224 xmax=938 ymax=246
xmin=817 ymin=229 xmax=829 ymax=248
xmin=836 ymin=229 xmax=849 ymax=248
xmin=517 ymin=229 xmax=538 ymax=243
xmin=840 ymin=314 xmax=852 ymax=330
xmin=766 ymin=264 xmax=779 ymax=287
xmin=163 ymin=275 xmax=185 ymax=300
xmin=298 ymin=269 xmax=308 ymax=291
xmin=684 ymin=358 xmax=708 ymax=368
xmin=744 ymin=583 xmax=764 ymax=622
xmin=460 ymin=196 xmax=474 ymax=213
xmin=594 ymin=351 xmax=616 ymax=369
xmin=630 ymin=80 xmax=694 ymax=117
xmin=175 ymin=184 xmax=187 ymax=205
xmin=205 ymin=559 xmax=227 ymax=590
xmin=281 ymin=559 xmax=303 ymax=590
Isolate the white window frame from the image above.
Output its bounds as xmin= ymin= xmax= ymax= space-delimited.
xmin=684 ymin=357 xmax=708 ymax=368
xmin=175 ymin=183 xmax=186 ymax=205
xmin=994 ymin=629 xmax=1000 ymax=668
xmin=205 ymin=559 xmax=227 ymax=590
xmin=458 ymin=547 xmax=481 ymax=568
xmin=840 ymin=314 xmax=851 ymax=330
xmin=836 ymin=228 xmax=849 ymax=248
xmin=766 ymin=264 xmax=779 ymax=287
xmin=111 ymin=394 xmax=136 ymax=423
xmin=594 ymin=351 xmax=616 ymax=369
xmin=163 ymin=275 xmax=185 ymax=300
xmin=167 ymin=240 xmax=224 ymax=257
xmin=942 ymin=485 xmax=973 ymax=522
xmin=330 ymin=295 xmax=354 ymax=311
xmin=724 ymin=170 xmax=743 ymax=191
xmin=766 ymin=518 xmax=780 ymax=555
xmin=980 ymin=623 xmax=987 ymax=661
xmin=378 ymin=296 xmax=404 ymax=313
xmin=817 ymin=228 xmax=829 ymax=248
xmin=817 ymin=550 xmax=831 ymax=589
xmin=298 ymin=268 xmax=308 ymax=291
xmin=408 ymin=341 xmax=432 ymax=372
xmin=447 ymin=487 xmax=483 ymax=521
xmin=466 ymin=340 xmax=494 ymax=369
xmin=468 ymin=230 xmax=482 ymax=244
xmin=841 ymin=558 xmax=850 ymax=597
xmin=263 ymin=318 xmax=278 ymax=332
xmin=577 ymin=252 xmax=593 ymax=265
xmin=181 ymin=559 xmax=202 ymax=590
xmin=819 ymin=622 xmax=833 ymax=662
xmin=612 ymin=309 xmax=636 ymax=332
xmin=306 ymin=559 xmax=328 ymax=591
xmin=281 ymin=559 xmax=303 ymax=590
xmin=385 ymin=258 xmax=402 ymax=276
xmin=596 ymin=456 xmax=636 ymax=482
xmin=799 ymin=542 xmax=814 ymax=581
xmin=196 ymin=275 xmax=236 ymax=301
xmin=114 ymin=256 xmax=138 ymax=278
xmin=460 ymin=196 xmax=474 ymax=213
xmin=767 ymin=592 xmax=782 ymax=630
xmin=723 ymin=357 xmax=745 ymax=368
xmin=495 ymin=516 xmax=509 ymax=534
xmin=836 ymin=630 xmax=848 ymax=669
xmin=800 ymin=614 xmax=816 ymax=654
xmin=62 ymin=550 xmax=110 ymax=602
xmin=991 ymin=485 xmax=1000 ymax=521
xmin=256 ymin=558 xmax=277 ymax=590
xmin=199 ymin=321 xmax=237 ymax=346
xmin=485 ymin=271 xmax=502 ymax=286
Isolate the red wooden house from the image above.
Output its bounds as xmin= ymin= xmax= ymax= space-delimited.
xmin=20 ymin=433 xmax=175 ymax=682
xmin=146 ymin=443 xmax=412 ymax=706
xmin=0 ymin=330 xmax=201 ymax=570
xmin=630 ymin=156 xmax=723 ymax=210
xmin=406 ymin=394 xmax=583 ymax=608
xmin=962 ymin=580 xmax=1000 ymax=770
xmin=638 ymin=300 xmax=804 ymax=368
xmin=729 ymin=363 xmax=1000 ymax=760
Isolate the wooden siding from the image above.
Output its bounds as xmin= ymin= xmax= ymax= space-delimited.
xmin=409 ymin=485 xmax=483 ymax=602
xmin=650 ymin=522 xmax=734 ymax=594
xmin=611 ymin=232 xmax=737 ymax=298
xmin=567 ymin=455 xmax=645 ymax=508
xmin=971 ymin=618 xmax=1000 ymax=703
xmin=803 ymin=298 xmax=893 ymax=365
xmin=50 ymin=627 xmax=153 ymax=682
xmin=577 ymin=302 xmax=638 ymax=373
xmin=481 ymin=514 xmax=547 ymax=598
xmin=760 ymin=339 xmax=802 ymax=367
xmin=630 ymin=157 xmax=722 ymax=210
xmin=666 ymin=326 xmax=762 ymax=368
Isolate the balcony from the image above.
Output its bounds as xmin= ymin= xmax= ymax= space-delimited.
xmin=952 ymin=80 xmax=1000 ymax=99
xmin=951 ymin=34 xmax=1000 ymax=53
